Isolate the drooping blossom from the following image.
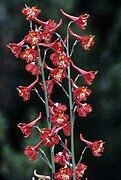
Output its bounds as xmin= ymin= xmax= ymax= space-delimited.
xmin=39 ymin=38 xmax=65 ymax=54
xmin=71 ymin=61 xmax=98 ymax=85
xmin=73 ymin=86 xmax=92 ymax=102
xmin=40 ymin=127 xmax=59 ymax=147
xmin=20 ymin=48 xmax=39 ymax=63
xmin=24 ymin=141 xmax=43 ymax=161
xmin=80 ymin=134 xmax=105 ymax=157
xmin=34 ymin=18 xmax=62 ymax=31
xmin=24 ymin=30 xmax=42 ymax=46
xmin=44 ymin=63 xmax=67 ymax=83
xmin=34 ymin=19 xmax=62 ymax=43
xmin=54 ymin=167 xmax=74 ymax=180
xmin=76 ymin=163 xmax=87 ymax=180
xmin=60 ymin=9 xmax=89 ymax=30
xmin=7 ymin=40 xmax=24 ymax=58
xmin=48 ymin=96 xmax=67 ymax=114
xmin=17 ymin=112 xmax=42 ymax=138
xmin=54 ymin=139 xmax=71 ymax=166
xmin=51 ymin=68 xmax=67 ymax=83
xmin=50 ymin=53 xmax=71 ymax=69
xmin=40 ymin=79 xmax=54 ymax=95
xmin=75 ymin=99 xmax=92 ymax=117
xmin=62 ymin=122 xmax=71 ymax=136
xmin=69 ymin=28 xmax=95 ymax=50
xmin=26 ymin=62 xmax=41 ymax=75
xmin=22 ymin=5 xmax=41 ymax=20
xmin=17 ymin=75 xmax=39 ymax=101
xmin=51 ymin=112 xmax=69 ymax=127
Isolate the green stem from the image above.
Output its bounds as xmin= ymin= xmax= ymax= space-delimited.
xmin=67 ymin=22 xmax=76 ymax=180
xmin=37 ymin=46 xmax=55 ymax=179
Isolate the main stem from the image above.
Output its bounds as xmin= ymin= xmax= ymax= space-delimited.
xmin=37 ymin=46 xmax=55 ymax=179
xmin=67 ymin=22 xmax=76 ymax=180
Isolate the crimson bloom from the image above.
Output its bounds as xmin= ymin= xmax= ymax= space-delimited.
xmin=80 ymin=134 xmax=105 ymax=157
xmin=51 ymin=112 xmax=69 ymax=127
xmin=40 ymin=79 xmax=54 ymax=95
xmin=51 ymin=68 xmax=67 ymax=83
xmin=60 ymin=9 xmax=89 ymax=30
xmin=54 ymin=139 xmax=71 ymax=166
xmin=71 ymin=61 xmax=98 ymax=85
xmin=22 ymin=5 xmax=41 ymax=20
xmin=40 ymin=127 xmax=59 ymax=147
xmin=7 ymin=40 xmax=24 ymax=58
xmin=34 ymin=19 xmax=62 ymax=43
xmin=48 ymin=96 xmax=67 ymax=113
xmin=76 ymin=99 xmax=92 ymax=117
xmin=73 ymin=87 xmax=91 ymax=102
xmin=69 ymin=28 xmax=95 ymax=50
xmin=17 ymin=75 xmax=39 ymax=101
xmin=24 ymin=141 xmax=43 ymax=161
xmin=62 ymin=122 xmax=71 ymax=136
xmin=50 ymin=53 xmax=71 ymax=69
xmin=34 ymin=18 xmax=62 ymax=31
xmin=54 ymin=167 xmax=74 ymax=180
xmin=72 ymin=81 xmax=92 ymax=101
xmin=26 ymin=62 xmax=41 ymax=75
xmin=24 ymin=30 xmax=42 ymax=46
xmin=39 ymin=39 xmax=65 ymax=54
xmin=17 ymin=112 xmax=42 ymax=138
xmin=20 ymin=48 xmax=39 ymax=63
xmin=76 ymin=163 xmax=87 ymax=180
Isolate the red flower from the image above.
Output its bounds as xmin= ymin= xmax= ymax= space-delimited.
xmin=24 ymin=141 xmax=43 ymax=161
xmin=76 ymin=100 xmax=92 ymax=117
xmin=50 ymin=53 xmax=71 ymax=69
xmin=60 ymin=9 xmax=89 ymax=30
xmin=20 ymin=48 xmax=39 ymax=63
xmin=80 ymin=134 xmax=105 ymax=157
xmin=82 ymin=35 xmax=95 ymax=50
xmin=40 ymin=79 xmax=54 ymax=95
xmin=54 ymin=139 xmax=71 ymax=166
xmin=48 ymin=98 xmax=67 ymax=113
xmin=34 ymin=19 xmax=62 ymax=43
xmin=73 ymin=86 xmax=92 ymax=102
xmin=39 ymin=39 xmax=65 ymax=54
xmin=22 ymin=5 xmax=41 ymax=20
xmin=24 ymin=30 xmax=42 ymax=46
xmin=83 ymin=71 xmax=98 ymax=85
xmin=17 ymin=112 xmax=42 ymax=138
xmin=71 ymin=61 xmax=97 ymax=85
xmin=51 ymin=68 xmax=67 ymax=83
xmin=26 ymin=62 xmax=41 ymax=75
xmin=52 ymin=40 xmax=65 ymax=54
xmin=76 ymin=163 xmax=87 ymax=180
xmin=62 ymin=122 xmax=71 ymax=136
xmin=17 ymin=75 xmax=39 ymax=101
xmin=69 ymin=28 xmax=95 ymax=50
xmin=7 ymin=40 xmax=24 ymax=58
xmin=35 ymin=18 xmax=62 ymax=31
xmin=54 ymin=167 xmax=74 ymax=180
xmin=40 ymin=128 xmax=59 ymax=146
xmin=51 ymin=112 xmax=69 ymax=127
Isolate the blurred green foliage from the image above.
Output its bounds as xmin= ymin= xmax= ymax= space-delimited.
xmin=0 ymin=0 xmax=121 ymax=179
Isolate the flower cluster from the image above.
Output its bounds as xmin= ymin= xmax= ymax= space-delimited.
xmin=8 ymin=5 xmax=105 ymax=180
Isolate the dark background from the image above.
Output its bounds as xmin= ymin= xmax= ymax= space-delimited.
xmin=0 ymin=0 xmax=121 ymax=179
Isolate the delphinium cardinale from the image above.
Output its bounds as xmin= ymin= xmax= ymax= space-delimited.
xmin=7 ymin=4 xmax=105 ymax=180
